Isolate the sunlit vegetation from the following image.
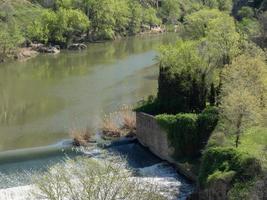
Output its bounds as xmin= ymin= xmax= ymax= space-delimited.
xmin=33 ymin=156 xmax=165 ymax=200
xmin=136 ymin=0 xmax=267 ymax=199
xmin=102 ymin=105 xmax=136 ymax=138
xmin=69 ymin=127 xmax=94 ymax=146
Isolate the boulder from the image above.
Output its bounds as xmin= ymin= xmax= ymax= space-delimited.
xmin=30 ymin=43 xmax=60 ymax=54
xmin=68 ymin=43 xmax=87 ymax=50
xmin=37 ymin=46 xmax=60 ymax=54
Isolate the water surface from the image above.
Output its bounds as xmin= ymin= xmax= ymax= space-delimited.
xmin=0 ymin=33 xmax=178 ymax=151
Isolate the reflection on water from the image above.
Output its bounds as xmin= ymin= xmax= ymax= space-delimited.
xmin=0 ymin=33 xmax=179 ymax=151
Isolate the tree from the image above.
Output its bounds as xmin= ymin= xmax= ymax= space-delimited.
xmin=128 ymin=0 xmax=143 ymax=34
xmin=158 ymin=40 xmax=212 ymax=113
xmin=204 ymin=14 xmax=240 ymax=66
xmin=220 ymin=55 xmax=267 ymax=147
xmin=237 ymin=6 xmax=254 ymax=19
xmin=184 ymin=9 xmax=225 ymax=39
xmin=258 ymin=11 xmax=267 ymax=47
xmin=160 ymin=0 xmax=181 ymax=24
xmin=0 ymin=22 xmax=23 ymax=60
xmin=27 ymin=8 xmax=90 ymax=45
xmin=200 ymin=0 xmax=233 ymax=12
xmin=114 ymin=0 xmax=130 ymax=34
xmin=33 ymin=157 xmax=165 ymax=200
xmin=142 ymin=6 xmax=161 ymax=28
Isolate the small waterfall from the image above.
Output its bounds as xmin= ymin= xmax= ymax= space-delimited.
xmin=0 ymin=140 xmax=194 ymax=200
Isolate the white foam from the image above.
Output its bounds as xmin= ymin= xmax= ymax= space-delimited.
xmin=0 ymin=185 xmax=33 ymax=200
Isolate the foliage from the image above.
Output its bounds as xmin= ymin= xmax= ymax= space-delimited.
xmin=184 ymin=8 xmax=225 ymax=39
xmin=156 ymin=107 xmax=218 ymax=159
xmin=232 ymin=127 xmax=267 ymax=169
xmin=220 ymin=55 xmax=267 ymax=147
xmin=0 ymin=21 xmax=24 ymax=59
xmin=102 ymin=105 xmax=136 ymax=138
xmin=201 ymin=0 xmax=233 ymax=12
xmin=207 ymin=170 xmax=236 ymax=185
xmin=27 ymin=8 xmax=90 ymax=45
xmin=143 ymin=6 xmax=161 ymax=28
xmin=237 ymin=18 xmax=261 ymax=38
xmin=237 ymin=6 xmax=255 ymax=19
xmin=135 ymin=96 xmax=161 ymax=115
xmin=33 ymin=156 xmax=165 ymax=200
xmin=158 ymin=40 xmax=205 ymax=113
xmin=198 ymin=147 xmax=262 ymax=187
xmin=160 ymin=0 xmax=181 ymax=24
xmin=69 ymin=127 xmax=94 ymax=146
xmin=128 ymin=0 xmax=143 ymax=34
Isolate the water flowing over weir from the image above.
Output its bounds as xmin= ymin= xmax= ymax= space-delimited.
xmin=0 ymin=139 xmax=194 ymax=200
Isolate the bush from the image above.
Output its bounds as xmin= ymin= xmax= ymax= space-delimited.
xmin=156 ymin=113 xmax=198 ymax=158
xmin=198 ymin=147 xmax=262 ymax=187
xmin=156 ymin=107 xmax=219 ymax=159
xmin=33 ymin=156 xmax=165 ymax=200
xmin=135 ymin=96 xmax=161 ymax=115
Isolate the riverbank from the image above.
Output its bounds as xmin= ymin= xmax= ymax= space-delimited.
xmin=3 ymin=30 xmax=167 ymax=64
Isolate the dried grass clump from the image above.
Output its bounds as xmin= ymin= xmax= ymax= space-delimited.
xmin=120 ymin=105 xmax=136 ymax=136
xmin=102 ymin=113 xmax=121 ymax=137
xmin=69 ymin=127 xmax=93 ymax=146
xmin=102 ymin=105 xmax=136 ymax=138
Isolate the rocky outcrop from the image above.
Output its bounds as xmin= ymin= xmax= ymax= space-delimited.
xmin=68 ymin=43 xmax=87 ymax=50
xmin=15 ymin=48 xmax=39 ymax=61
xmin=31 ymin=43 xmax=60 ymax=54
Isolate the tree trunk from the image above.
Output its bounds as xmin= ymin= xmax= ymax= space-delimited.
xmin=235 ymin=114 xmax=243 ymax=148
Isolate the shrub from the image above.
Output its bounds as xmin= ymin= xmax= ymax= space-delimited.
xmin=120 ymin=105 xmax=136 ymax=136
xmin=135 ymin=95 xmax=161 ymax=115
xmin=102 ymin=105 xmax=136 ymax=138
xmin=207 ymin=170 xmax=236 ymax=185
xmin=197 ymin=106 xmax=219 ymax=149
xmin=156 ymin=107 xmax=218 ymax=159
xmin=32 ymin=157 xmax=165 ymax=200
xmin=198 ymin=147 xmax=262 ymax=187
xmin=156 ymin=113 xmax=198 ymax=158
xmin=69 ymin=127 xmax=94 ymax=146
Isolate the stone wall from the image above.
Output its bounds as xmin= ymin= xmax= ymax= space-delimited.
xmin=136 ymin=112 xmax=173 ymax=161
xmin=136 ymin=112 xmax=197 ymax=181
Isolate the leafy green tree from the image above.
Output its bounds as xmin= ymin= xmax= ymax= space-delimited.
xmin=201 ymin=0 xmax=233 ymax=12
xmin=128 ymin=0 xmax=143 ymax=34
xmin=142 ymin=6 xmax=161 ymax=28
xmin=237 ymin=18 xmax=261 ymax=38
xmin=220 ymin=55 xmax=267 ymax=147
xmin=237 ymin=6 xmax=254 ymax=19
xmin=27 ymin=8 xmax=90 ymax=45
xmin=114 ymin=0 xmax=130 ymax=34
xmin=204 ymin=14 xmax=241 ymax=66
xmin=160 ymin=0 xmax=181 ymax=24
xmin=184 ymin=9 xmax=224 ymax=39
xmin=27 ymin=20 xmax=49 ymax=44
xmin=84 ymin=0 xmax=116 ymax=40
xmin=158 ymin=40 xmax=212 ymax=113
xmin=0 ymin=21 xmax=23 ymax=59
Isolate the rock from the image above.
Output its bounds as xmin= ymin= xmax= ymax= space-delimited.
xmin=68 ymin=43 xmax=87 ymax=50
xmin=30 ymin=43 xmax=60 ymax=54
xmin=37 ymin=46 xmax=60 ymax=54
xmin=15 ymin=48 xmax=39 ymax=61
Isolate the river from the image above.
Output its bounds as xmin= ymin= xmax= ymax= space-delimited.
xmin=0 ymin=33 xmax=179 ymax=151
xmin=0 ymin=33 xmax=194 ymax=199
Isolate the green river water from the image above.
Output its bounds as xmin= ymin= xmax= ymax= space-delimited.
xmin=0 ymin=33 xmax=178 ymax=152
